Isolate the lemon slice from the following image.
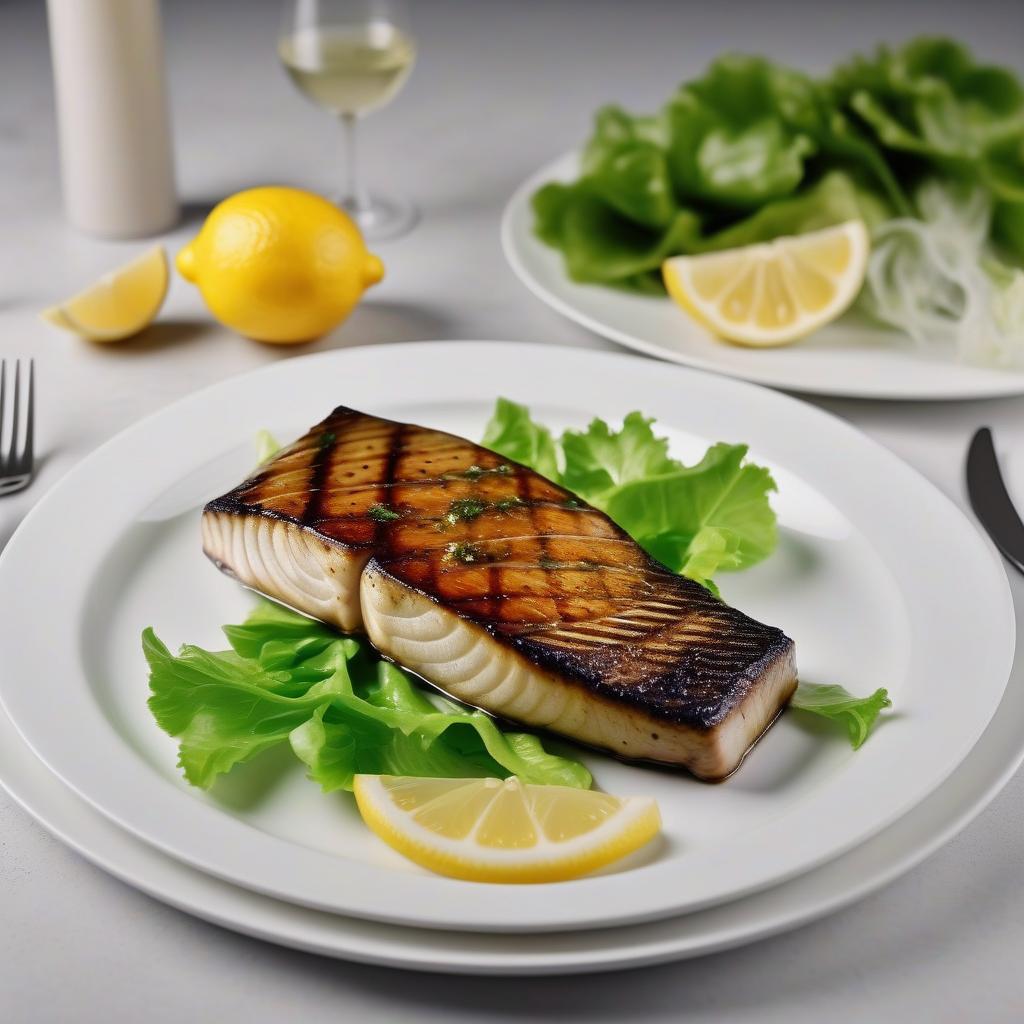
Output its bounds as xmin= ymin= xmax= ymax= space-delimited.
xmin=662 ymin=220 xmax=869 ymax=347
xmin=42 ymin=245 xmax=169 ymax=342
xmin=353 ymin=775 xmax=661 ymax=884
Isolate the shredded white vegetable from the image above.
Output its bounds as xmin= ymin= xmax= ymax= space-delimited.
xmin=863 ymin=181 xmax=1024 ymax=367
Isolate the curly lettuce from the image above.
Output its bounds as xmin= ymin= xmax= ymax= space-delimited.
xmin=146 ymin=601 xmax=592 ymax=792
xmin=482 ymin=398 xmax=776 ymax=587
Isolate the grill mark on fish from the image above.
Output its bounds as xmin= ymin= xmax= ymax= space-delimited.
xmin=377 ymin=421 xmax=404 ymax=548
xmin=255 ymin=477 xmax=607 ymax=507
xmin=386 ymin=535 xmax=637 ymax=555
xmin=377 ymin=553 xmax=657 ymax=583
xmin=203 ymin=405 xmax=798 ymax=780
xmin=301 ymin=427 xmax=339 ymax=525
xmin=563 ymin=623 xmax=647 ymax=640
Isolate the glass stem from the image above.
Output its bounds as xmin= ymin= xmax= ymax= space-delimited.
xmin=340 ymin=113 xmax=370 ymax=216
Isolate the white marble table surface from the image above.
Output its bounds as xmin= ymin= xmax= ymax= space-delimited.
xmin=2 ymin=0 xmax=1023 ymax=1020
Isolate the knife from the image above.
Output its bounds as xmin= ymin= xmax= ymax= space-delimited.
xmin=966 ymin=427 xmax=1024 ymax=575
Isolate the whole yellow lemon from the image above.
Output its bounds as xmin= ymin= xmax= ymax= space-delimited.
xmin=176 ymin=186 xmax=384 ymax=344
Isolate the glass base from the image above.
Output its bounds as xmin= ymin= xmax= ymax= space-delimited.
xmin=336 ymin=193 xmax=418 ymax=241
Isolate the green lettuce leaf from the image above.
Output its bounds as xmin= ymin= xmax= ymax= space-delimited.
xmin=146 ymin=603 xmax=592 ymax=792
xmin=288 ymin=703 xmax=510 ymax=792
xmin=560 ymin=412 xmax=677 ymax=503
xmin=144 ymin=629 xmax=332 ymax=786
xmin=582 ymin=104 xmax=669 ymax=170
xmin=533 ymin=168 xmax=887 ymax=294
xmin=790 ymin=682 xmax=892 ymax=749
xmin=831 ymin=38 xmax=1024 ymax=203
xmin=665 ymin=55 xmax=819 ymax=208
xmin=533 ymin=182 xmax=703 ymax=293
xmin=530 ymin=36 xmax=1024 ymax=296
xmin=481 ymin=399 xmax=777 ymax=583
xmin=480 ymin=397 xmax=560 ymax=481
xmin=604 ymin=443 xmax=777 ymax=578
xmin=694 ymin=171 xmax=890 ymax=252
xmin=982 ymin=134 xmax=1024 ymax=205
xmin=832 ymin=38 xmax=1024 ymax=158
xmin=582 ymin=106 xmax=677 ymax=229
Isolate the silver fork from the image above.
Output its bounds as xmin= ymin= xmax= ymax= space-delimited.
xmin=0 ymin=360 xmax=35 ymax=497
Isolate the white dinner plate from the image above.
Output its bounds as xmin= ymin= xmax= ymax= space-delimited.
xmin=502 ymin=152 xmax=1024 ymax=401
xmin=3 ymin=611 xmax=1023 ymax=975
xmin=0 ymin=342 xmax=1013 ymax=933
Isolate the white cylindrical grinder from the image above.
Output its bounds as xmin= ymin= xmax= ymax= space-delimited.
xmin=46 ymin=0 xmax=179 ymax=237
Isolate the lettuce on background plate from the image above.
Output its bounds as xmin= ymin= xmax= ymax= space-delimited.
xmin=533 ymin=36 xmax=1024 ymax=296
xmin=830 ymin=38 xmax=1024 ymax=183
xmin=665 ymin=56 xmax=820 ymax=209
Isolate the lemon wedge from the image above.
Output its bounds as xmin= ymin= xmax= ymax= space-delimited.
xmin=662 ymin=220 xmax=869 ymax=347
xmin=42 ymin=245 xmax=169 ymax=342
xmin=353 ymin=775 xmax=661 ymax=884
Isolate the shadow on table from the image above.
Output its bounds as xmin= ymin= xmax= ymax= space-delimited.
xmin=72 ymin=301 xmax=458 ymax=358
xmin=83 ymin=318 xmax=211 ymax=356
xmin=315 ymin=301 xmax=462 ymax=351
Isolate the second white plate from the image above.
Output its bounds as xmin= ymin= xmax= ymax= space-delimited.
xmin=502 ymin=152 xmax=1024 ymax=400
xmin=0 ymin=342 xmax=1014 ymax=933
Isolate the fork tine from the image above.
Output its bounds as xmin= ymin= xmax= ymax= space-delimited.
xmin=0 ymin=360 xmax=6 ymax=472
xmin=0 ymin=359 xmax=33 ymax=494
xmin=10 ymin=360 xmax=20 ymax=468
xmin=23 ymin=359 xmax=34 ymax=469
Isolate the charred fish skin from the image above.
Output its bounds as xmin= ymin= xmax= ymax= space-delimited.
xmin=202 ymin=406 xmax=798 ymax=781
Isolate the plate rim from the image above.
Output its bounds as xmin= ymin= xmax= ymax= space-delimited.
xmin=0 ymin=340 xmax=1014 ymax=933
xmin=501 ymin=151 xmax=1024 ymax=401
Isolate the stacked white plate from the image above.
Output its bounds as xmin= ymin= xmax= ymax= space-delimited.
xmin=502 ymin=153 xmax=1024 ymax=402
xmin=0 ymin=342 xmax=1018 ymax=974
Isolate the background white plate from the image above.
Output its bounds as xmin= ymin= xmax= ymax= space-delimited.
xmin=502 ymin=153 xmax=1024 ymax=401
xmin=0 ymin=343 xmax=1013 ymax=933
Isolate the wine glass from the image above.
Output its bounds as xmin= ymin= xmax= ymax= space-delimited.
xmin=279 ymin=0 xmax=417 ymax=240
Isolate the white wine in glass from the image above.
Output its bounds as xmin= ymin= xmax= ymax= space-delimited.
xmin=279 ymin=22 xmax=415 ymax=117
xmin=279 ymin=0 xmax=417 ymax=240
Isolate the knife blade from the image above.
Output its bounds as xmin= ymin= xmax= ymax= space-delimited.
xmin=966 ymin=426 xmax=1024 ymax=575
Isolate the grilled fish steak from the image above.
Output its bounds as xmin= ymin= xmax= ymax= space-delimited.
xmin=203 ymin=407 xmax=797 ymax=781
